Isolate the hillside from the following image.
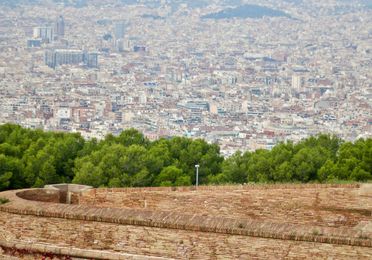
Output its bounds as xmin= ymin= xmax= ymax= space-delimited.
xmin=202 ymin=4 xmax=290 ymax=19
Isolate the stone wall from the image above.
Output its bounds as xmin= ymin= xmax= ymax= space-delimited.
xmin=0 ymin=184 xmax=371 ymax=259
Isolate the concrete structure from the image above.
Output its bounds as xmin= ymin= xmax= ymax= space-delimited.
xmin=0 ymin=184 xmax=371 ymax=259
xmin=45 ymin=49 xmax=98 ymax=69
xmin=44 ymin=183 xmax=92 ymax=204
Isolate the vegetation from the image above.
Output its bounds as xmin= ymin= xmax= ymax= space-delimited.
xmin=0 ymin=123 xmax=370 ymax=191
xmin=0 ymin=197 xmax=9 ymax=204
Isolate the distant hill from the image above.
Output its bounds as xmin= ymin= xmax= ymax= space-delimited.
xmin=0 ymin=0 xmax=41 ymax=8
xmin=119 ymin=0 xmax=209 ymax=9
xmin=0 ymin=0 xmax=87 ymax=8
xmin=202 ymin=4 xmax=290 ymax=19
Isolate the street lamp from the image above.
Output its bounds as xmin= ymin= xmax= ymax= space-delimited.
xmin=195 ymin=164 xmax=200 ymax=187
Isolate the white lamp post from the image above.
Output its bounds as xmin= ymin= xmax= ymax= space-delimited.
xmin=195 ymin=164 xmax=200 ymax=187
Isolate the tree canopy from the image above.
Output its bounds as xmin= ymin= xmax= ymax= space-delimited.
xmin=0 ymin=123 xmax=370 ymax=191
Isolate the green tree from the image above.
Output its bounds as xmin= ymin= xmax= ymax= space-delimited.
xmin=317 ymin=159 xmax=338 ymax=182
xmin=273 ymin=161 xmax=294 ymax=182
xmin=247 ymin=150 xmax=271 ymax=182
xmin=350 ymin=167 xmax=371 ymax=182
xmin=116 ymin=128 xmax=149 ymax=147
xmin=0 ymin=154 xmax=23 ymax=189
xmin=291 ymin=146 xmax=330 ymax=182
xmin=175 ymin=175 xmax=192 ymax=186
xmin=146 ymin=140 xmax=172 ymax=175
xmin=154 ymin=166 xmax=184 ymax=186
xmin=38 ymin=158 xmax=60 ymax=186
xmin=0 ymin=171 xmax=12 ymax=191
xmin=73 ymin=161 xmax=106 ymax=187
xmin=221 ymin=151 xmax=250 ymax=184
xmin=208 ymin=173 xmax=229 ymax=184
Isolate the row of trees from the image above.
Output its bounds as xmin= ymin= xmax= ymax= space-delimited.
xmin=0 ymin=123 xmax=370 ymax=190
xmin=217 ymin=135 xmax=371 ymax=184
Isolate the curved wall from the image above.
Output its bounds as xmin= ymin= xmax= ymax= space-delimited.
xmin=16 ymin=189 xmax=61 ymax=203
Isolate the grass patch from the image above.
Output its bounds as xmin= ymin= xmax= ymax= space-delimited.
xmin=0 ymin=197 xmax=9 ymax=204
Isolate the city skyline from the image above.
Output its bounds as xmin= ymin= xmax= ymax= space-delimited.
xmin=0 ymin=0 xmax=370 ymax=156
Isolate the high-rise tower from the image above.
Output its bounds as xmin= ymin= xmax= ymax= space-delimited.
xmin=114 ymin=21 xmax=125 ymax=39
xmin=55 ymin=16 xmax=65 ymax=37
xmin=33 ymin=26 xmax=54 ymax=43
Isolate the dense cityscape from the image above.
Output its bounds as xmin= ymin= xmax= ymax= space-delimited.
xmin=0 ymin=2 xmax=371 ymax=259
xmin=0 ymin=0 xmax=371 ymax=156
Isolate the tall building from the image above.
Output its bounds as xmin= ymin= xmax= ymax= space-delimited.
xmin=33 ymin=26 xmax=54 ymax=43
xmin=55 ymin=16 xmax=65 ymax=37
xmin=115 ymin=39 xmax=124 ymax=52
xmin=45 ymin=49 xmax=98 ymax=69
xmin=84 ymin=52 xmax=99 ymax=68
xmin=114 ymin=38 xmax=131 ymax=52
xmin=114 ymin=21 xmax=125 ymax=39
xmin=291 ymin=75 xmax=302 ymax=90
xmin=27 ymin=39 xmax=42 ymax=48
